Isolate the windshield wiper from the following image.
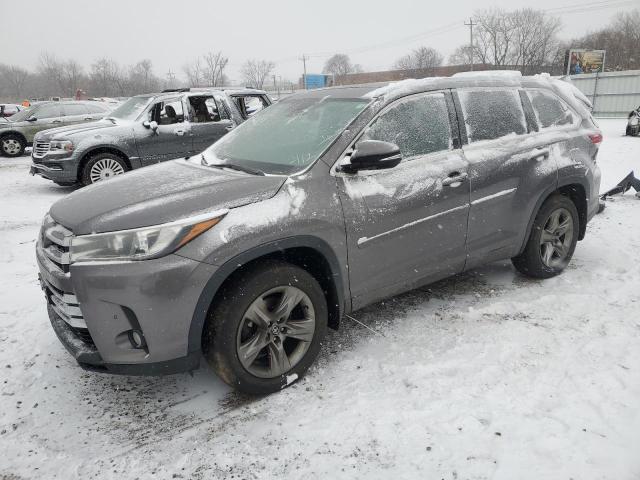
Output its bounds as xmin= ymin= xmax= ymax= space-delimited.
xmin=202 ymin=154 xmax=264 ymax=176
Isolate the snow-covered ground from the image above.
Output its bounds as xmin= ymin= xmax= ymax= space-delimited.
xmin=1 ymin=119 xmax=639 ymax=479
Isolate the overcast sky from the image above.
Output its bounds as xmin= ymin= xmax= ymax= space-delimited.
xmin=0 ymin=0 xmax=636 ymax=85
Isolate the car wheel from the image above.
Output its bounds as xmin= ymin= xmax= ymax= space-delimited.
xmin=512 ymin=194 xmax=579 ymax=279
xmin=81 ymin=153 xmax=128 ymax=186
xmin=1 ymin=134 xmax=26 ymax=158
xmin=202 ymin=260 xmax=328 ymax=395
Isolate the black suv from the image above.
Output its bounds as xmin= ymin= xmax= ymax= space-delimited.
xmin=30 ymin=88 xmax=271 ymax=186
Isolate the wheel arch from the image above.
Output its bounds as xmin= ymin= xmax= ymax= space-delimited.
xmin=0 ymin=130 xmax=27 ymax=145
xmin=519 ymin=177 xmax=590 ymax=254
xmin=188 ymin=236 xmax=347 ymax=355
xmin=78 ymin=146 xmax=131 ymax=181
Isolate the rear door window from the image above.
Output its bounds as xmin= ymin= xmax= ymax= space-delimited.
xmin=62 ymin=104 xmax=88 ymax=116
xmin=85 ymin=103 xmax=109 ymax=114
xmin=188 ymin=95 xmax=229 ymax=123
xmin=150 ymin=98 xmax=184 ymax=125
xmin=35 ymin=104 xmax=62 ymax=119
xmin=233 ymin=95 xmax=270 ymax=118
xmin=526 ymin=89 xmax=576 ymax=129
xmin=458 ymin=88 xmax=527 ymax=142
xmin=361 ymin=92 xmax=452 ymax=159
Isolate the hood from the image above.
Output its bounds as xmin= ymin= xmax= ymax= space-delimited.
xmin=49 ymin=159 xmax=287 ymax=235
xmin=36 ymin=120 xmax=121 ymax=141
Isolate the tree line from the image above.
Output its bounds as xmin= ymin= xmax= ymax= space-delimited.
xmin=0 ymin=52 xmax=278 ymax=102
xmin=323 ymin=7 xmax=640 ymax=83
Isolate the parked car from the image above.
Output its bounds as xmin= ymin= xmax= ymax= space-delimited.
xmin=626 ymin=106 xmax=640 ymax=136
xmin=0 ymin=101 xmax=112 ymax=158
xmin=30 ymin=88 xmax=271 ymax=186
xmin=37 ymin=72 xmax=601 ymax=394
xmin=0 ymin=103 xmax=23 ymax=118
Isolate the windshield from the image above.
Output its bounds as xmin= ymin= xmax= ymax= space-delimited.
xmin=7 ymin=105 xmax=37 ymax=122
xmin=108 ymin=96 xmax=152 ymax=121
xmin=203 ymin=96 xmax=370 ymax=175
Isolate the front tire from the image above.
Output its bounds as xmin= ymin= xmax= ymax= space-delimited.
xmin=1 ymin=133 xmax=26 ymax=157
xmin=81 ymin=153 xmax=128 ymax=186
xmin=512 ymin=194 xmax=579 ymax=279
xmin=202 ymin=260 xmax=328 ymax=395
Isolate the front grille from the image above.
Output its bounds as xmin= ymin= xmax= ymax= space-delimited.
xmin=41 ymin=217 xmax=72 ymax=273
xmin=40 ymin=217 xmax=94 ymax=347
xmin=33 ymin=141 xmax=50 ymax=158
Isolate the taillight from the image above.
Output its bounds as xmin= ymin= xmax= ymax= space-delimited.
xmin=589 ymin=132 xmax=603 ymax=144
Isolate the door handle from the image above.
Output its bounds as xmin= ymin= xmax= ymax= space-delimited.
xmin=442 ymin=171 xmax=468 ymax=187
xmin=52 ymin=120 xmax=62 ymax=124
xmin=531 ymin=148 xmax=550 ymax=161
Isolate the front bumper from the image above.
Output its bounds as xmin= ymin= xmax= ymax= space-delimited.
xmin=30 ymin=149 xmax=79 ymax=183
xmin=46 ymin=303 xmax=200 ymax=375
xmin=30 ymin=161 xmax=78 ymax=183
xmin=36 ymin=226 xmax=218 ymax=376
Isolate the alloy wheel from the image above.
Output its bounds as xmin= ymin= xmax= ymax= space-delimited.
xmin=89 ymin=158 xmax=125 ymax=183
xmin=236 ymin=285 xmax=316 ymax=379
xmin=539 ymin=207 xmax=574 ymax=268
xmin=2 ymin=139 xmax=21 ymax=155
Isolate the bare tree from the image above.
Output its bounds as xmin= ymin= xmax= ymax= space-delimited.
xmin=448 ymin=45 xmax=475 ymax=66
xmin=62 ymin=60 xmax=84 ymax=97
xmin=241 ymin=59 xmax=275 ymax=89
xmin=90 ymin=58 xmax=118 ymax=96
xmin=474 ymin=8 xmax=515 ymax=67
xmin=0 ymin=65 xmax=29 ymax=99
xmin=510 ymin=9 xmax=561 ymax=74
xmin=323 ymin=54 xmax=358 ymax=83
xmin=202 ymin=52 xmax=229 ymax=87
xmin=183 ymin=58 xmax=204 ymax=87
xmin=130 ymin=59 xmax=158 ymax=93
xmin=38 ymin=52 xmax=65 ymax=96
xmin=394 ymin=46 xmax=443 ymax=73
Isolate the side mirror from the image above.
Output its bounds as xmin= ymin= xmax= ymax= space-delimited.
xmin=27 ymin=116 xmax=37 ymax=122
xmin=143 ymin=120 xmax=158 ymax=132
xmin=340 ymin=140 xmax=402 ymax=173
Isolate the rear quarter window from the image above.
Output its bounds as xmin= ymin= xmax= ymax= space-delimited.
xmin=526 ymin=89 xmax=577 ymax=129
xmin=458 ymin=88 xmax=527 ymax=142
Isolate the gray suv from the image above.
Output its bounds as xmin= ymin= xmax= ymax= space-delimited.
xmin=30 ymin=88 xmax=271 ymax=186
xmin=0 ymin=101 xmax=111 ymax=157
xmin=36 ymin=73 xmax=602 ymax=394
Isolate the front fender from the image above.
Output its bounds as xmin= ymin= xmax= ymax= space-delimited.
xmin=185 ymin=235 xmax=347 ymax=355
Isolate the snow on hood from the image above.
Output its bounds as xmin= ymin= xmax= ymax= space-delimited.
xmin=49 ymin=159 xmax=287 ymax=235
xmin=35 ymin=119 xmax=121 ymax=141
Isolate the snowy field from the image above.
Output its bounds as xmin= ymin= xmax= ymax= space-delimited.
xmin=1 ymin=119 xmax=639 ymax=480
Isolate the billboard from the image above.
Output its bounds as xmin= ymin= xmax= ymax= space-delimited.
xmin=304 ymin=74 xmax=328 ymax=89
xmin=566 ymin=49 xmax=606 ymax=75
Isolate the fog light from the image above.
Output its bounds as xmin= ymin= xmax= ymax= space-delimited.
xmin=129 ymin=330 xmax=146 ymax=349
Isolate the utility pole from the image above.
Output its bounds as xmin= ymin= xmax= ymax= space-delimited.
xmin=166 ymin=69 xmax=177 ymax=89
xmin=464 ymin=17 xmax=477 ymax=71
xmin=299 ymin=54 xmax=308 ymax=89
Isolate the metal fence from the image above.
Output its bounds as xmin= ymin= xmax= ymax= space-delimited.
xmin=569 ymin=70 xmax=640 ymax=117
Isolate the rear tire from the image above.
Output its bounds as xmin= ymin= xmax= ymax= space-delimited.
xmin=81 ymin=153 xmax=128 ymax=186
xmin=512 ymin=194 xmax=579 ymax=279
xmin=202 ymin=260 xmax=328 ymax=395
xmin=1 ymin=133 xmax=26 ymax=158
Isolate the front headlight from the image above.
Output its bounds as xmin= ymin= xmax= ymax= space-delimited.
xmin=50 ymin=140 xmax=74 ymax=152
xmin=69 ymin=210 xmax=227 ymax=263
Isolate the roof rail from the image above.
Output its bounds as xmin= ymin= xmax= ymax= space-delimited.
xmin=161 ymin=88 xmax=190 ymax=93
